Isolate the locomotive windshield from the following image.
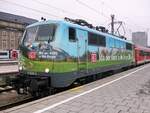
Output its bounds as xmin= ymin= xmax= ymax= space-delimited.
xmin=23 ymin=24 xmax=57 ymax=46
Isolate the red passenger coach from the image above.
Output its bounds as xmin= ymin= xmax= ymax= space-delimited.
xmin=134 ymin=45 xmax=150 ymax=65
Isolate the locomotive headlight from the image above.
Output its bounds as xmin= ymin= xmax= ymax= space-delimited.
xmin=19 ymin=66 xmax=23 ymax=70
xmin=45 ymin=68 xmax=49 ymax=73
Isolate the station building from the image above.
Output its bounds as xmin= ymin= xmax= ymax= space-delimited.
xmin=0 ymin=12 xmax=38 ymax=51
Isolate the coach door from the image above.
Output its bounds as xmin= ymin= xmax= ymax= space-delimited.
xmin=76 ymin=29 xmax=88 ymax=72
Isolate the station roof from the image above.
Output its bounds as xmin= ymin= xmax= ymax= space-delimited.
xmin=0 ymin=12 xmax=38 ymax=25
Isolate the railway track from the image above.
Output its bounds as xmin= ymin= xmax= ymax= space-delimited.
xmin=0 ymin=72 xmax=18 ymax=93
xmin=0 ymin=72 xmax=32 ymax=111
xmin=0 ymin=85 xmax=14 ymax=93
xmin=0 ymin=94 xmax=33 ymax=111
xmin=0 ymin=81 xmax=33 ymax=111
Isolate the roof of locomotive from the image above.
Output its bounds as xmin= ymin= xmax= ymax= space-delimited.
xmin=26 ymin=19 xmax=133 ymax=44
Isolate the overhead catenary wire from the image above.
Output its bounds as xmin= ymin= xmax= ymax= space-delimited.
xmin=32 ymin=0 xmax=105 ymax=25
xmin=88 ymin=0 xmax=149 ymax=35
xmin=75 ymin=0 xmax=110 ymax=20
xmin=2 ymin=0 xmax=148 ymax=35
xmin=1 ymin=0 xmax=62 ymax=19
xmin=95 ymin=0 xmax=150 ymax=39
xmin=1 ymin=0 xmax=108 ymax=26
xmin=95 ymin=0 xmax=149 ymax=30
xmin=33 ymin=0 xmax=85 ymax=19
xmin=1 ymin=0 xmax=149 ymax=41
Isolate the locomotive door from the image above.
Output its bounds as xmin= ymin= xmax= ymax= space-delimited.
xmin=76 ymin=29 xmax=88 ymax=72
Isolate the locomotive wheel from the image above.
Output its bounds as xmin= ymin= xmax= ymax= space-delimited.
xmin=29 ymin=79 xmax=53 ymax=97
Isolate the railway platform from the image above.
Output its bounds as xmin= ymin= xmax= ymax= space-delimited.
xmin=0 ymin=60 xmax=18 ymax=65
xmin=2 ymin=64 xmax=150 ymax=113
xmin=0 ymin=64 xmax=18 ymax=74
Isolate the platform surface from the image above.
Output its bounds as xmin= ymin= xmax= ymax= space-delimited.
xmin=2 ymin=64 xmax=150 ymax=113
xmin=0 ymin=64 xmax=18 ymax=74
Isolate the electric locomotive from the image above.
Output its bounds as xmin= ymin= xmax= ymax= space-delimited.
xmin=17 ymin=18 xmax=134 ymax=96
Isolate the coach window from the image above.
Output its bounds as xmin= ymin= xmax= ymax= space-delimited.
xmin=69 ymin=27 xmax=76 ymax=42
xmin=148 ymin=52 xmax=150 ymax=56
xmin=140 ymin=50 xmax=144 ymax=56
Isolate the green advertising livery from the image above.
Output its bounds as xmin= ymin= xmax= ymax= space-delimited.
xmin=18 ymin=18 xmax=134 ymax=96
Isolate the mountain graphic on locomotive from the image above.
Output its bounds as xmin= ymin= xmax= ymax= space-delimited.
xmin=15 ymin=17 xmax=150 ymax=96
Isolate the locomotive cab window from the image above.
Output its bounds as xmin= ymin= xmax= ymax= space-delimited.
xmin=23 ymin=26 xmax=38 ymax=46
xmin=88 ymin=32 xmax=106 ymax=46
xmin=23 ymin=24 xmax=57 ymax=46
xmin=69 ymin=27 xmax=76 ymax=42
xmin=36 ymin=24 xmax=56 ymax=42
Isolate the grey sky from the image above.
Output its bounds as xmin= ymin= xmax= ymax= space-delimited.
xmin=0 ymin=0 xmax=150 ymax=44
